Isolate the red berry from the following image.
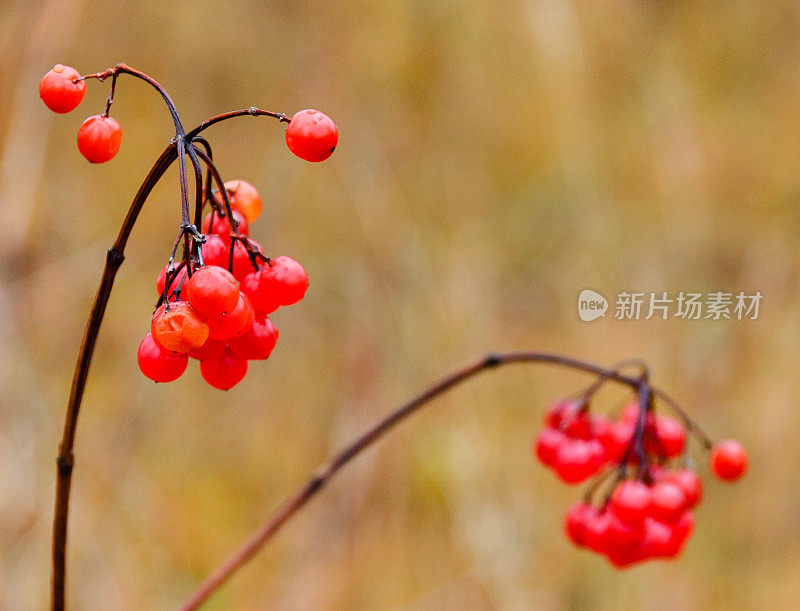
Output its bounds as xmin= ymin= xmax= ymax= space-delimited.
xmin=207 ymin=292 xmax=255 ymax=340
xmin=710 ymin=439 xmax=748 ymax=481
xmin=553 ymin=439 xmax=603 ymax=484
xmin=649 ymin=481 xmax=687 ymax=523
xmin=591 ymin=414 xmax=611 ymax=441
xmin=620 ymin=402 xmax=640 ymax=424
xmin=647 ymin=415 xmax=686 ymax=458
xmin=667 ymin=469 xmax=703 ymax=508
xmin=186 ymin=266 xmax=240 ymax=318
xmin=583 ymin=510 xmax=612 ymax=554
xmin=77 ymin=115 xmax=122 ymax=163
xmin=601 ymin=420 xmax=633 ymax=463
xmin=544 ymin=399 xmax=595 ymax=438
xmin=137 ymin=333 xmax=188 ymax=382
xmin=214 ymin=180 xmax=262 ymax=223
xmin=671 ymin=511 xmax=695 ymax=554
xmin=563 ymin=412 xmax=593 ymax=440
xmin=39 ymin=64 xmax=86 ymax=113
xmin=241 ymin=256 xmax=308 ymax=313
xmin=285 ymin=109 xmax=338 ymax=162
xmin=151 ymin=301 xmax=209 ymax=353
xmin=605 ymin=511 xmax=644 ymax=549
xmin=231 ymin=239 xmax=263 ymax=280
xmin=202 ymin=209 xmax=249 ymax=240
xmin=564 ymin=502 xmax=595 ymax=547
xmin=187 ymin=337 xmax=227 ymax=361
xmin=640 ymin=517 xmax=676 ymax=558
xmin=587 ymin=439 xmax=605 ymax=468
xmin=620 ymin=403 xmax=655 ymax=430
xmin=201 ymin=234 xmax=230 ymax=269
xmin=156 ymin=265 xmax=189 ymax=299
xmin=544 ymin=399 xmax=578 ymax=428
xmin=646 ymin=464 xmax=670 ymax=483
xmin=228 ymin=313 xmax=279 ymax=360
xmin=605 ymin=543 xmax=643 ymax=569
xmin=200 ymin=348 xmax=248 ymax=390
xmin=533 ymin=426 xmax=566 ymax=466
xmin=610 ymin=481 xmax=652 ymax=524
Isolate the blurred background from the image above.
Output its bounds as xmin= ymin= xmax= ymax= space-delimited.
xmin=0 ymin=0 xmax=798 ymax=608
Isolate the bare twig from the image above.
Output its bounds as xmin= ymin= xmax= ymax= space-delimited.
xmin=185 ymin=107 xmax=289 ymax=140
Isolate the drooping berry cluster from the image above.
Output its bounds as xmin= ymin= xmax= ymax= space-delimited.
xmin=139 ymin=180 xmax=309 ymax=390
xmin=41 ymin=64 xmax=339 ymax=391
xmin=533 ymin=395 xmax=747 ymax=568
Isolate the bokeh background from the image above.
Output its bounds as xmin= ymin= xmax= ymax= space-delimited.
xmin=1 ymin=0 xmax=798 ymax=608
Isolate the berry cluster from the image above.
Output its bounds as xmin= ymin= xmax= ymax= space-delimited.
xmin=533 ymin=397 xmax=747 ymax=568
xmin=139 ymin=180 xmax=309 ymax=389
xmin=535 ymin=401 xmax=686 ymax=484
xmin=564 ymin=470 xmax=699 ymax=567
xmin=41 ymin=64 xmax=339 ymax=390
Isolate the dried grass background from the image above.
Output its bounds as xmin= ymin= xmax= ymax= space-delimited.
xmin=0 ymin=1 xmax=798 ymax=608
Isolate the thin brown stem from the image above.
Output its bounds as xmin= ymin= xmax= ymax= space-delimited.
xmin=569 ymin=357 xmax=649 ymax=405
xmin=185 ymin=107 xmax=289 ymax=140
xmin=79 ymin=63 xmax=185 ymax=135
xmin=101 ymin=72 xmax=118 ymax=118
xmin=180 ymin=351 xmax=695 ymax=610
xmin=189 ymin=137 xmax=213 ymax=185
xmin=188 ymin=137 xmax=213 ymax=221
xmin=51 ymin=143 xmax=178 ymax=610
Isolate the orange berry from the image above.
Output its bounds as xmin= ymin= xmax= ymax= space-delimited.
xmin=151 ymin=301 xmax=209 ymax=353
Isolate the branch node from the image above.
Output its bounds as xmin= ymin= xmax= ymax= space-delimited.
xmin=484 ymin=352 xmax=502 ymax=367
xmin=308 ymin=475 xmax=325 ymax=495
xmin=57 ymin=455 xmax=73 ymax=475
xmin=181 ymin=223 xmax=206 ymax=243
xmin=106 ymin=248 xmax=125 ymax=266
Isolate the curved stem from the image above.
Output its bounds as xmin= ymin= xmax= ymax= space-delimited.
xmin=176 ymin=139 xmax=191 ymax=225
xmin=175 ymin=139 xmax=193 ymax=278
xmin=570 ymin=357 xmax=649 ymax=405
xmin=79 ymin=64 xmax=185 ymax=135
xmin=180 ymin=351 xmax=692 ymax=610
xmin=185 ymin=107 xmax=289 ymax=140
xmin=189 ymin=136 xmax=214 ymax=210
xmin=185 ymin=145 xmax=206 ymax=266
xmin=51 ymin=143 xmax=178 ymax=611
